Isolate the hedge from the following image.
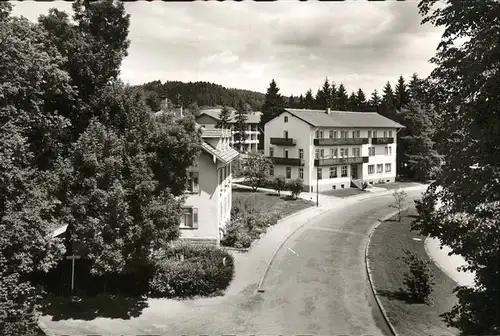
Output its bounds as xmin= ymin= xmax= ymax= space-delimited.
xmin=149 ymin=243 xmax=234 ymax=298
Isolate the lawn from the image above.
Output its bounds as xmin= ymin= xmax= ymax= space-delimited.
xmin=376 ymin=181 xmax=422 ymax=190
xmin=320 ymin=187 xmax=367 ymax=198
xmin=367 ymin=207 xmax=459 ymax=336
xmin=232 ymin=187 xmax=314 ymax=217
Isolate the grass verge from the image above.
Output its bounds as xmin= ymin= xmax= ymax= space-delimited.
xmin=367 ymin=207 xmax=459 ymax=336
xmin=320 ymin=187 xmax=367 ymax=198
xmin=232 ymin=187 xmax=314 ymax=217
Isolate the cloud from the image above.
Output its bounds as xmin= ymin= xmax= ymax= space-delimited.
xmin=11 ymin=1 xmax=444 ymax=97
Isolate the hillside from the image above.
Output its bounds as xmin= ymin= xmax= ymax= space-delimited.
xmin=134 ymin=80 xmax=265 ymax=112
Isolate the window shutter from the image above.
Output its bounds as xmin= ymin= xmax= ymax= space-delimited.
xmin=192 ymin=208 xmax=199 ymax=229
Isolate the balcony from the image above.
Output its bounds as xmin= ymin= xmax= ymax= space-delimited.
xmin=314 ymin=156 xmax=369 ymax=166
xmin=270 ymin=137 xmax=297 ymax=146
xmin=269 ymin=157 xmax=304 ymax=166
xmin=314 ymin=138 xmax=369 ymax=146
xmin=371 ymin=137 xmax=394 ymax=145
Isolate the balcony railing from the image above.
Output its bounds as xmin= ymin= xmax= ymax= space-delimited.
xmin=314 ymin=156 xmax=369 ymax=166
xmin=371 ymin=137 xmax=394 ymax=145
xmin=269 ymin=157 xmax=304 ymax=166
xmin=270 ymin=137 xmax=297 ymax=146
xmin=314 ymin=138 xmax=369 ymax=146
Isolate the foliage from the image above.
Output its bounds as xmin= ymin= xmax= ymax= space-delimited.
xmin=398 ymin=99 xmax=443 ymax=181
xmin=335 ymin=84 xmax=349 ymax=111
xmin=216 ymin=106 xmax=232 ymax=129
xmin=412 ymin=0 xmax=500 ymax=332
xmin=260 ymin=79 xmax=285 ymax=126
xmin=273 ymin=176 xmax=287 ymax=196
xmin=221 ymin=220 xmax=253 ymax=249
xmin=315 ymin=78 xmax=333 ymax=109
xmin=241 ymin=152 xmax=272 ymax=191
xmin=230 ymin=195 xmax=257 ymax=220
xmin=398 ymin=249 xmax=435 ymax=303
xmin=149 ymin=243 xmax=234 ymax=298
xmin=287 ymin=179 xmax=304 ymax=199
xmin=233 ymin=100 xmax=248 ymax=151
xmin=304 ymin=89 xmax=315 ymax=109
xmin=137 ymin=80 xmax=265 ymax=112
xmin=389 ymin=188 xmax=407 ymax=221
xmin=222 ymin=210 xmax=282 ymax=248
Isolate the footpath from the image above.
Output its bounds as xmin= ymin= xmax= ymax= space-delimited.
xmin=425 ymin=237 xmax=475 ymax=288
xmin=227 ymin=182 xmax=429 ymax=296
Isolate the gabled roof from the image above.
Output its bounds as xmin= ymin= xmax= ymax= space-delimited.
xmin=201 ymin=142 xmax=240 ymax=164
xmin=198 ymin=108 xmax=262 ymax=124
xmin=283 ymin=109 xmax=404 ymax=128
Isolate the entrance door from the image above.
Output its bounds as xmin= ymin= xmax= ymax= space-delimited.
xmin=351 ymin=164 xmax=358 ymax=179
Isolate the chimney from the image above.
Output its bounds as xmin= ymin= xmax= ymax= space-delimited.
xmin=326 ymin=107 xmax=331 ymax=114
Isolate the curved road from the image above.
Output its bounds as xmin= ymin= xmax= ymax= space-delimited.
xmin=41 ymin=190 xmax=424 ymax=335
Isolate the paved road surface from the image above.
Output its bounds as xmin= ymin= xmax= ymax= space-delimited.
xmin=41 ymin=190 xmax=424 ymax=336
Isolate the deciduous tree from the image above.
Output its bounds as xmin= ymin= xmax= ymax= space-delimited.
xmin=241 ymin=152 xmax=272 ymax=192
xmin=412 ymin=0 xmax=500 ymax=333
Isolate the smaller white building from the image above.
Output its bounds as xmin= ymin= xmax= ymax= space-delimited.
xmin=264 ymin=108 xmax=404 ymax=192
xmin=196 ymin=109 xmax=262 ymax=153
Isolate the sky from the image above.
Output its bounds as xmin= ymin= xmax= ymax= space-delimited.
xmin=12 ymin=1 xmax=444 ymax=97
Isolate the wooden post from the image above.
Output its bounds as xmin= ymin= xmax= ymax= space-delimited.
xmin=66 ymin=255 xmax=81 ymax=294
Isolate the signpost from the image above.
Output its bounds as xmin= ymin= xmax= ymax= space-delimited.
xmin=66 ymin=254 xmax=81 ymax=296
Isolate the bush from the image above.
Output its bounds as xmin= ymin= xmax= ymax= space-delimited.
xmin=272 ymin=176 xmax=287 ymax=196
xmin=221 ymin=219 xmax=253 ymax=248
xmin=287 ymin=178 xmax=304 ymax=199
xmin=231 ymin=196 xmax=257 ymax=219
xmin=398 ymin=249 xmax=435 ymax=303
xmin=149 ymin=243 xmax=234 ymax=298
xmin=221 ymin=211 xmax=283 ymax=248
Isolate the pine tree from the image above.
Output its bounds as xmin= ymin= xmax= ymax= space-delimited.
xmin=234 ymin=100 xmax=249 ymax=152
xmin=380 ymin=81 xmax=396 ymax=120
xmin=216 ymin=106 xmax=232 ymax=129
xmin=261 ymin=79 xmax=285 ymax=125
xmin=304 ymin=89 xmax=315 ymax=109
xmin=330 ymin=81 xmax=337 ymax=109
xmin=369 ymin=89 xmax=381 ymax=112
xmin=315 ymin=78 xmax=332 ymax=110
xmin=288 ymin=95 xmax=294 ymax=108
xmin=357 ymin=88 xmax=367 ymax=111
xmin=335 ymin=84 xmax=349 ymax=111
xmin=299 ymin=94 xmax=304 ymax=109
xmin=394 ymin=75 xmax=410 ymax=110
xmin=347 ymin=92 xmax=358 ymax=111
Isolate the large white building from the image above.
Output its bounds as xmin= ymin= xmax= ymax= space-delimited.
xmin=264 ymin=108 xmax=404 ymax=192
xmin=196 ymin=109 xmax=262 ymax=153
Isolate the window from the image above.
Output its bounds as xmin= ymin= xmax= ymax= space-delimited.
xmin=286 ymin=167 xmax=291 ymax=179
xmin=284 ymin=130 xmax=289 ymax=138
xmin=389 ymin=130 xmax=393 ymax=137
xmin=377 ymin=164 xmax=383 ymax=173
xmin=333 ymin=148 xmax=338 ymax=157
xmin=333 ymin=130 xmax=338 ymax=138
xmin=284 ymin=148 xmax=289 ymax=158
xmin=317 ymin=167 xmax=322 ymax=180
xmin=356 ymin=130 xmax=360 ymax=138
xmin=329 ymin=130 xmax=334 ymax=138
xmin=269 ymin=166 xmax=274 ymax=176
xmin=284 ymin=116 xmax=288 ymax=123
xmin=383 ymin=130 xmax=387 ymax=138
xmin=299 ymin=167 xmax=304 ymax=179
xmin=315 ymin=149 xmax=319 ymax=159
xmin=388 ymin=146 xmax=392 ymax=156
xmin=315 ymin=130 xmax=320 ymax=138
xmin=269 ymin=147 xmax=274 ymax=157
xmin=299 ymin=149 xmax=304 ymax=159
xmin=187 ymin=172 xmax=199 ymax=193
xmin=319 ymin=130 xmax=324 ymax=138
xmin=385 ymin=163 xmax=391 ymax=172
xmin=384 ymin=146 xmax=389 ymax=156
xmin=341 ymin=130 xmax=348 ymax=138
xmin=180 ymin=207 xmax=198 ymax=228
xmin=353 ymin=148 xmax=360 ymax=157
xmin=340 ymin=148 xmax=345 ymax=157
xmin=368 ymin=164 xmax=375 ymax=174
xmin=320 ymin=149 xmax=324 ymax=158
xmin=341 ymin=165 xmax=348 ymax=177
xmin=369 ymin=147 xmax=375 ymax=156
xmin=373 ymin=130 xmax=378 ymax=137
xmin=345 ymin=148 xmax=349 ymax=157
xmin=330 ymin=167 xmax=337 ymax=178
xmin=352 ymin=131 xmax=356 ymax=138
xmin=368 ymin=130 xmax=372 ymax=138
xmin=330 ymin=148 xmax=335 ymax=158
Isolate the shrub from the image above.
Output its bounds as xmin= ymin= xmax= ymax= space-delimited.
xmin=287 ymin=178 xmax=304 ymax=199
xmin=221 ymin=220 xmax=253 ymax=248
xmin=389 ymin=188 xmax=408 ymax=221
xmin=272 ymin=177 xmax=287 ymax=196
xmin=398 ymin=249 xmax=435 ymax=303
xmin=231 ymin=196 xmax=256 ymax=219
xmin=149 ymin=243 xmax=234 ymax=298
